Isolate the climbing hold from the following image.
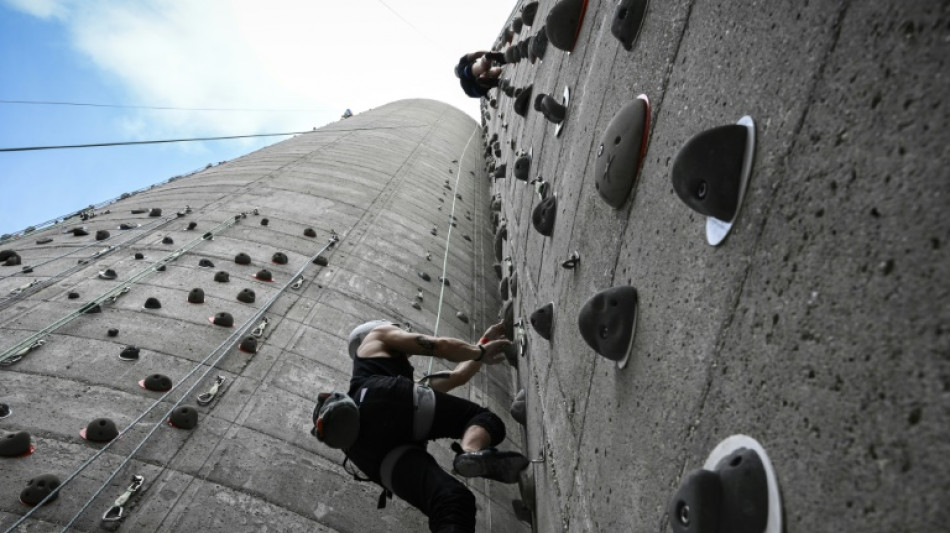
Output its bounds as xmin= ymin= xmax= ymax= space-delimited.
xmin=463 ymin=234 xmax=472 ymax=242
xmin=312 ymin=255 xmax=329 ymax=267
xmin=514 ymin=85 xmax=534 ymax=117
xmin=304 ymin=227 xmax=317 ymax=238
xmin=531 ymin=195 xmax=557 ymax=237
xmin=187 ymin=221 xmax=197 ymax=230
xmin=134 ymin=252 xmax=145 ymax=260
xmin=510 ymin=389 xmax=527 ymax=426
xmin=0 ymin=250 xmax=15 ymax=262
xmin=0 ymin=431 xmax=32 ymax=457
xmin=210 ymin=312 xmax=234 ymax=327
xmin=99 ymin=269 xmax=118 ymax=280
xmin=595 ymin=96 xmax=651 ymax=208
xmin=561 ymin=251 xmax=581 ymax=269
xmin=418 ymin=271 xmax=431 ymax=282
xmin=139 ymin=374 xmax=173 ymax=392
xmin=578 ymin=286 xmax=638 ymax=368
xmin=439 ymin=276 xmax=450 ymax=286
xmin=95 ymin=230 xmax=110 ymax=241
xmin=255 ymin=269 xmax=273 ymax=282
xmin=188 ymin=288 xmax=205 ymax=304
xmin=512 ymin=16 xmax=523 ymax=33
xmin=149 ymin=208 xmax=162 ymax=217
xmin=156 ymin=264 xmax=166 ymax=272
xmin=3 ymin=252 xmax=21 ymax=266
xmin=501 ymin=300 xmax=515 ymax=341
xmin=119 ymin=223 xmax=136 ymax=230
xmin=411 ymin=301 xmax=422 ymax=310
xmin=119 ymin=346 xmax=140 ymax=361
xmin=456 ymin=311 xmax=469 ymax=323
xmin=536 ymin=93 xmax=567 ymax=124
xmin=202 ymin=232 xmax=213 ymax=240
xmin=199 ymin=259 xmax=214 ymax=268
xmin=530 ymin=303 xmax=554 ymax=340
xmin=493 ymin=164 xmax=507 ymax=180
xmin=67 ymin=292 xmax=80 ymax=300
xmin=72 ymin=227 xmax=89 ymax=237
xmin=272 ymin=252 xmax=288 ymax=265
xmin=107 ymin=328 xmax=119 ymax=337
xmin=611 ymin=0 xmax=649 ymax=51
xmin=514 ymin=153 xmax=531 ymax=181
xmin=239 ymin=336 xmax=258 ymax=354
xmin=0 ymin=403 xmax=10 ymax=419
xmin=669 ymin=435 xmax=782 ymax=533
xmin=143 ymin=297 xmax=161 ymax=310
xmin=522 ymin=1 xmax=539 ymax=26
xmin=499 ymin=277 xmax=510 ymax=300
xmin=431 ymin=228 xmax=438 ymax=236
xmin=214 ymin=271 xmax=230 ymax=283
xmin=162 ymin=236 xmax=174 ymax=245
xmin=20 ymin=474 xmax=60 ymax=506
xmin=83 ymin=303 xmax=102 ymax=314
xmin=21 ymin=265 xmax=32 ymax=274
xmin=131 ymin=209 xmax=148 ymax=215
xmin=494 ymin=227 xmax=506 ymax=262
xmin=545 ymin=0 xmax=588 ymax=51
xmin=237 ymin=288 xmax=256 ymax=303
xmin=531 ymin=26 xmax=549 ymax=62
xmin=168 ymin=405 xmax=198 ymax=430
xmin=36 ymin=238 xmax=52 ymax=244
xmin=493 ymin=262 xmax=503 ymax=279
xmin=235 ymin=252 xmax=251 ymax=265
xmin=80 ymin=418 xmax=118 ymax=442
xmin=510 ymin=272 xmax=518 ymax=298
xmin=260 ymin=218 xmax=269 ymax=226
xmin=671 ymin=117 xmax=756 ymax=246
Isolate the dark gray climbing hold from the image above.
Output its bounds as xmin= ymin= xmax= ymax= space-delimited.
xmin=522 ymin=1 xmax=539 ymax=26
xmin=531 ymin=26 xmax=549 ymax=61
xmin=304 ymin=227 xmax=317 ymax=237
xmin=611 ymin=0 xmax=649 ymax=50
xmin=494 ymin=229 xmax=505 ymax=262
xmin=595 ymin=96 xmax=650 ymax=208
xmin=499 ymin=276 xmax=510 ymax=300
xmin=214 ymin=271 xmax=230 ymax=283
xmin=149 ymin=208 xmax=162 ymax=217
xmin=95 ymin=230 xmax=110 ymax=241
xmin=188 ymin=288 xmax=205 ymax=304
xmin=119 ymin=223 xmax=135 ymax=230
xmin=211 ymin=312 xmax=234 ymax=327
xmin=510 ymin=389 xmax=527 ymax=426
xmin=107 ymin=328 xmax=119 ymax=337
xmin=36 ymin=237 xmax=52 ymax=244
xmin=430 ymin=228 xmax=438 ymax=236
xmin=162 ymin=236 xmax=174 ymax=245
xmin=439 ymin=276 xmax=450 ymax=287
xmin=514 ymin=153 xmax=531 ymax=181
xmin=418 ymin=271 xmax=431 ymax=282
xmin=119 ymin=346 xmax=140 ymax=361
xmin=255 ymin=269 xmax=273 ymax=282
xmin=21 ymin=265 xmax=32 ymax=273
xmin=671 ymin=122 xmax=750 ymax=222
xmin=501 ymin=300 xmax=515 ymax=341
xmin=235 ymin=252 xmax=251 ymax=265
xmin=72 ymin=227 xmax=89 ymax=237
xmin=0 ymin=403 xmax=10 ymax=419
xmin=3 ymin=253 xmax=21 ymax=266
xmin=0 ymin=431 xmax=32 ymax=457
xmin=135 ymin=252 xmax=145 ymax=260
xmin=239 ymin=336 xmax=258 ymax=354
xmin=156 ymin=264 xmax=166 ymax=271
xmin=463 ymin=234 xmax=472 ymax=242
xmin=510 ymin=271 xmax=518 ymax=298
xmin=531 ymin=195 xmax=557 ymax=237
xmin=139 ymin=374 xmax=172 ymax=392
xmin=99 ymin=269 xmax=117 ymax=280
xmin=80 ymin=418 xmax=118 ymax=442
xmin=20 ymin=474 xmax=60 ymax=506
xmin=81 ymin=301 xmax=102 ymax=314
xmin=561 ymin=251 xmax=581 ymax=269
xmin=187 ymin=221 xmax=197 ymax=230
xmin=199 ymin=258 xmax=214 ymax=268
xmin=512 ymin=16 xmax=523 ymax=33
xmin=456 ymin=311 xmax=469 ymax=323
xmin=272 ymin=252 xmax=288 ymax=265
xmin=169 ymin=405 xmax=198 ymax=430
xmin=143 ymin=297 xmax=161 ymax=310
xmin=493 ymin=164 xmax=507 ymax=180
xmin=530 ymin=303 xmax=554 ymax=340
xmin=260 ymin=218 xmax=269 ymax=226
xmin=237 ymin=288 xmax=256 ymax=303
xmin=0 ymin=249 xmax=15 ymax=262
xmin=504 ymin=46 xmax=517 ymax=64
xmin=670 ymin=436 xmax=780 ymax=533
xmin=313 ymin=255 xmax=329 ymax=266
xmin=202 ymin=232 xmax=213 ymax=240
xmin=578 ymin=286 xmax=638 ymax=368
xmin=493 ymin=262 xmax=503 ymax=279
xmin=131 ymin=209 xmax=147 ymax=215
xmin=67 ymin=292 xmax=79 ymax=300
xmin=545 ymin=0 xmax=587 ymax=51
xmin=537 ymin=94 xmax=567 ymax=124
xmin=411 ymin=301 xmax=422 ymax=310
xmin=514 ymin=85 xmax=533 ymax=117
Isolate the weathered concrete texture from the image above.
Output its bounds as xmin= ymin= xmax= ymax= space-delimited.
xmin=487 ymin=0 xmax=948 ymax=532
xmin=0 ymin=100 xmax=527 ymax=532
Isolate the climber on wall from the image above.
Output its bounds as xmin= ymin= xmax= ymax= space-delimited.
xmin=454 ymin=50 xmax=506 ymax=98
xmin=311 ymin=320 xmax=528 ymax=533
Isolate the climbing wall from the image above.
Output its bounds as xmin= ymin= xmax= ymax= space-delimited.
xmin=0 ymin=99 xmax=528 ymax=532
xmin=488 ymin=0 xmax=948 ymax=532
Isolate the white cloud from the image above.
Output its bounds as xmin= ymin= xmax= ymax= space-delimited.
xmin=1 ymin=0 xmax=69 ymax=19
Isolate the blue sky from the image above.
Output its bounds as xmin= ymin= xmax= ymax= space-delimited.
xmin=0 ymin=0 xmax=512 ymax=236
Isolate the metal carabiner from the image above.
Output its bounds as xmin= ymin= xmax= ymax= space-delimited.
xmin=561 ymin=251 xmax=581 ymax=270
xmin=109 ymin=286 xmax=131 ymax=304
xmin=197 ymin=376 xmax=227 ymax=406
xmin=251 ymin=317 xmax=269 ymax=338
xmin=1 ymin=339 xmax=46 ymax=367
xmin=101 ymin=474 xmax=144 ymax=522
xmin=291 ymin=277 xmax=303 ymax=290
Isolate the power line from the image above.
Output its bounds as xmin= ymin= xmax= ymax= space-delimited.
xmin=0 ymin=99 xmax=323 ymax=112
xmin=0 ymin=131 xmax=311 ymax=152
xmin=375 ymin=0 xmax=436 ymax=45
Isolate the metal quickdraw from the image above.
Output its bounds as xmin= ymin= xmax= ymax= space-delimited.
xmin=251 ymin=317 xmax=269 ymax=338
xmin=0 ymin=339 xmax=46 ymax=367
xmin=108 ymin=286 xmax=131 ymax=304
xmin=196 ymin=376 xmax=227 ymax=406
xmin=101 ymin=474 xmax=144 ymax=522
xmin=291 ymin=277 xmax=303 ymax=290
xmin=561 ymin=251 xmax=580 ymax=270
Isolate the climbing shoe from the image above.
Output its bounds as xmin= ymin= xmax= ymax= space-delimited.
xmin=453 ymin=448 xmax=529 ymax=484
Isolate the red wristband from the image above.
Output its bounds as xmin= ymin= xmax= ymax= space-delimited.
xmin=478 ymin=337 xmax=489 ymax=345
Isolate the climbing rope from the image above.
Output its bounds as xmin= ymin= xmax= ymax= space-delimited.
xmin=0 ymin=215 xmax=240 ymax=366
xmin=426 ymin=125 xmax=479 ymax=377
xmin=3 ymin=235 xmax=338 ymax=532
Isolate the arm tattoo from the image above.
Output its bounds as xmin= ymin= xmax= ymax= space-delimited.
xmin=415 ymin=335 xmax=436 ymax=355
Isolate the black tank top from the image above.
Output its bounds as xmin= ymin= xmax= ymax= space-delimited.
xmin=349 ymin=355 xmax=413 ymax=395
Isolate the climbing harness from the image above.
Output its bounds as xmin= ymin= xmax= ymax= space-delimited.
xmin=196 ymin=376 xmax=227 ymax=406
xmin=100 ymin=475 xmax=144 ymax=523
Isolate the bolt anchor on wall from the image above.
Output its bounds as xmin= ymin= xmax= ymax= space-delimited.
xmin=101 ymin=474 xmax=145 ymax=523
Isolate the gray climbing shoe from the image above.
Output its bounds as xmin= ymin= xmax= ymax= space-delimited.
xmin=454 ymin=448 xmax=529 ymax=484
